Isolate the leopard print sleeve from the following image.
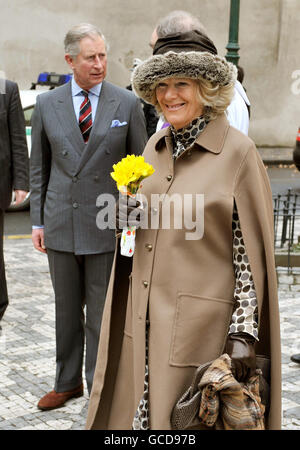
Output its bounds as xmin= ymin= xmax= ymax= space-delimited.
xmin=229 ymin=203 xmax=259 ymax=341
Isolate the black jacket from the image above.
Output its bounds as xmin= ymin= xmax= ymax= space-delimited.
xmin=0 ymin=79 xmax=29 ymax=210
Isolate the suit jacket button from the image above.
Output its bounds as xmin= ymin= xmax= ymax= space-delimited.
xmin=145 ymin=244 xmax=153 ymax=251
xmin=62 ymin=150 xmax=68 ymax=156
xmin=72 ymin=176 xmax=78 ymax=183
xmin=73 ymin=202 xmax=79 ymax=209
xmin=166 ymin=175 xmax=172 ymax=181
xmin=143 ymin=281 xmax=149 ymax=288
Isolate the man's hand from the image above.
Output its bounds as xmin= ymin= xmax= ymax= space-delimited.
xmin=14 ymin=190 xmax=28 ymax=205
xmin=32 ymin=228 xmax=47 ymax=254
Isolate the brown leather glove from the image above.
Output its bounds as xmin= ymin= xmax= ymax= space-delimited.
xmin=116 ymin=195 xmax=145 ymax=230
xmin=225 ymin=332 xmax=256 ymax=382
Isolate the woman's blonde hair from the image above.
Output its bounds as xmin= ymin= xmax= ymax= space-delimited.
xmin=153 ymin=77 xmax=235 ymax=122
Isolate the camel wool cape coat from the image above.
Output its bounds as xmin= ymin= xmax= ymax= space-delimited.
xmin=86 ymin=114 xmax=281 ymax=430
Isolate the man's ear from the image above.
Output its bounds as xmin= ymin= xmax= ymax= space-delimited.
xmin=65 ymin=54 xmax=74 ymax=69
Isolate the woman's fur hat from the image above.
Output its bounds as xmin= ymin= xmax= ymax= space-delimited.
xmin=132 ymin=30 xmax=237 ymax=105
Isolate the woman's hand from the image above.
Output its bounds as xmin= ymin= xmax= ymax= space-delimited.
xmin=225 ymin=333 xmax=256 ymax=382
xmin=116 ymin=195 xmax=145 ymax=230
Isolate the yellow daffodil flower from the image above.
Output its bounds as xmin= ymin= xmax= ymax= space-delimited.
xmin=111 ymin=154 xmax=155 ymax=194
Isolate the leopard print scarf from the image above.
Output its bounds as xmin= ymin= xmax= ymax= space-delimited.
xmin=170 ymin=115 xmax=209 ymax=159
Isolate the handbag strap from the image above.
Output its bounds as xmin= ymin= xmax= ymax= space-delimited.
xmin=189 ymin=361 xmax=212 ymax=396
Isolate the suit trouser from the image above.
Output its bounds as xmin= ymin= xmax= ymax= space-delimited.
xmin=0 ymin=209 xmax=9 ymax=321
xmin=47 ymin=249 xmax=114 ymax=394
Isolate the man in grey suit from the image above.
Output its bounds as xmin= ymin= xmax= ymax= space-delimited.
xmin=0 ymin=78 xmax=29 ymax=324
xmin=30 ymin=23 xmax=147 ymax=410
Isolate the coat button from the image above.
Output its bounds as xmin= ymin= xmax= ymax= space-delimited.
xmin=62 ymin=150 xmax=68 ymax=157
xmin=94 ymin=175 xmax=99 ymax=182
xmin=145 ymin=244 xmax=153 ymax=251
xmin=166 ymin=175 xmax=172 ymax=181
xmin=73 ymin=202 xmax=79 ymax=209
xmin=143 ymin=281 xmax=149 ymax=287
xmin=72 ymin=176 xmax=78 ymax=183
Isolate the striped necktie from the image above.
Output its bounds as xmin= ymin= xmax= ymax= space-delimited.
xmin=79 ymin=90 xmax=92 ymax=143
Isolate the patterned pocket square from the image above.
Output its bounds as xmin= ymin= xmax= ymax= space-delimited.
xmin=111 ymin=120 xmax=128 ymax=128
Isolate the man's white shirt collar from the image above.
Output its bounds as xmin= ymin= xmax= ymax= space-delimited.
xmin=71 ymin=77 xmax=102 ymax=97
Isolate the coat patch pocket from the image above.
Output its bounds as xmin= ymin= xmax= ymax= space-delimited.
xmin=169 ymin=293 xmax=234 ymax=368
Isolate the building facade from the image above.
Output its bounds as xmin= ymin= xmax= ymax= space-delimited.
xmin=0 ymin=0 xmax=299 ymax=148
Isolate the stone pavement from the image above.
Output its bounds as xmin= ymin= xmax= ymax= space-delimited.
xmin=0 ymin=237 xmax=300 ymax=430
xmin=0 ymin=238 xmax=88 ymax=430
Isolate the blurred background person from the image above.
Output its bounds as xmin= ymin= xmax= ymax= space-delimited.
xmin=0 ymin=77 xmax=29 ymax=327
xmin=150 ymin=10 xmax=251 ymax=135
xmin=127 ymin=58 xmax=158 ymax=138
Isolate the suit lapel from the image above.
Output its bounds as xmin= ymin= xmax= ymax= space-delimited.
xmin=75 ymin=81 xmax=120 ymax=174
xmin=55 ymin=82 xmax=85 ymax=156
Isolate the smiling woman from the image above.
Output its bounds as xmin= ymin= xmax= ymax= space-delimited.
xmin=155 ymin=78 xmax=203 ymax=130
xmin=133 ymin=45 xmax=236 ymax=127
xmin=86 ymin=30 xmax=281 ymax=431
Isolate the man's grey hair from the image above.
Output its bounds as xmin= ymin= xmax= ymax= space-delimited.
xmin=156 ymin=10 xmax=208 ymax=38
xmin=64 ymin=23 xmax=108 ymax=57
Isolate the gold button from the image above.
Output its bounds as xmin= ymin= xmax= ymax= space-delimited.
xmin=145 ymin=244 xmax=153 ymax=251
xmin=166 ymin=175 xmax=172 ymax=181
xmin=143 ymin=281 xmax=149 ymax=287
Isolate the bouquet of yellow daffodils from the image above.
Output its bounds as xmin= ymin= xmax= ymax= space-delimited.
xmin=111 ymin=154 xmax=155 ymax=257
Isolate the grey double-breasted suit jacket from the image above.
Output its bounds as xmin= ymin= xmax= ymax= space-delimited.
xmin=0 ymin=79 xmax=29 ymax=211
xmin=30 ymin=80 xmax=148 ymax=254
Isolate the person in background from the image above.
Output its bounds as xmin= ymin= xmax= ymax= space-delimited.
xmin=237 ymin=65 xmax=251 ymax=119
xmin=150 ymin=10 xmax=251 ymax=135
xmin=0 ymin=78 xmax=29 ymax=327
xmin=126 ymin=58 xmax=158 ymax=138
xmin=30 ymin=23 xmax=147 ymax=410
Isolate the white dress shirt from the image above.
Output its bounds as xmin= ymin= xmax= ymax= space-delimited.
xmin=71 ymin=77 xmax=102 ymax=122
xmin=225 ymin=81 xmax=250 ymax=135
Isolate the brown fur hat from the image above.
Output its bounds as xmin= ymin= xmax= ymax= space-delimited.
xmin=131 ymin=31 xmax=237 ymax=105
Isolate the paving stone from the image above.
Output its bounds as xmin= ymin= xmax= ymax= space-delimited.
xmin=0 ymin=237 xmax=300 ymax=430
xmin=0 ymin=239 xmax=88 ymax=430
